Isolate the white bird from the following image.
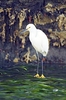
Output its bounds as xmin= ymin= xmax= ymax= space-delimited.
xmin=21 ymin=24 xmax=49 ymax=78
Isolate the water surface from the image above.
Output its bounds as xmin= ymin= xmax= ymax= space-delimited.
xmin=0 ymin=63 xmax=66 ymax=100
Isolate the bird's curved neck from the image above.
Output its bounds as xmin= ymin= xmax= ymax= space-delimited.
xmin=30 ymin=28 xmax=37 ymax=36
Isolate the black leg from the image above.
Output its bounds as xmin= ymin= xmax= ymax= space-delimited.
xmin=34 ymin=51 xmax=40 ymax=78
xmin=41 ymin=57 xmax=45 ymax=78
xmin=36 ymin=51 xmax=39 ymax=74
xmin=42 ymin=58 xmax=43 ymax=74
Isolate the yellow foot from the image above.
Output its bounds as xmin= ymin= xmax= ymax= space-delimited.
xmin=34 ymin=73 xmax=40 ymax=78
xmin=40 ymin=74 xmax=45 ymax=78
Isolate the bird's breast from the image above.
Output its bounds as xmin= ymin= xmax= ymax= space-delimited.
xmin=29 ymin=34 xmax=43 ymax=53
xmin=29 ymin=34 xmax=38 ymax=48
xmin=29 ymin=31 xmax=49 ymax=56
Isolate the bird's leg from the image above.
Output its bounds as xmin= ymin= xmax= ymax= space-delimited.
xmin=40 ymin=58 xmax=45 ymax=78
xmin=34 ymin=52 xmax=40 ymax=78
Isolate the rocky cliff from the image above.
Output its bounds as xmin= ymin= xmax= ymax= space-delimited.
xmin=0 ymin=0 xmax=66 ymax=66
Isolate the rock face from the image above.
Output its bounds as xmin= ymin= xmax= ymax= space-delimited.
xmin=0 ymin=0 xmax=66 ymax=66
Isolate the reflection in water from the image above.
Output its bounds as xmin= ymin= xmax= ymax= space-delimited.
xmin=0 ymin=64 xmax=66 ymax=100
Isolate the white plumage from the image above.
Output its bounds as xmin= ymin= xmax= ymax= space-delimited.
xmin=21 ymin=24 xmax=49 ymax=78
xmin=26 ymin=24 xmax=49 ymax=57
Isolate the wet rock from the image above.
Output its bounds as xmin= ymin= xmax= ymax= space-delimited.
xmin=18 ymin=9 xmax=26 ymax=29
xmin=0 ymin=0 xmax=66 ymax=66
xmin=49 ymin=29 xmax=66 ymax=47
xmin=33 ymin=11 xmax=55 ymax=25
xmin=23 ymin=47 xmax=31 ymax=63
xmin=56 ymin=14 xmax=66 ymax=31
xmin=13 ymin=57 xmax=20 ymax=63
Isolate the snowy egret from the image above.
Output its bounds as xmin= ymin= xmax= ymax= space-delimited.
xmin=20 ymin=24 xmax=49 ymax=78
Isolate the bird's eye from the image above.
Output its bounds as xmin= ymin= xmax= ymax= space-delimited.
xmin=28 ymin=27 xmax=30 ymax=29
xmin=27 ymin=27 xmax=30 ymax=30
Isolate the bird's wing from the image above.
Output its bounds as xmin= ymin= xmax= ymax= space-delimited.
xmin=36 ymin=29 xmax=49 ymax=56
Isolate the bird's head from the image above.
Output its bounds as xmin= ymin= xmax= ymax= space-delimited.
xmin=20 ymin=24 xmax=36 ymax=34
xmin=26 ymin=24 xmax=36 ymax=32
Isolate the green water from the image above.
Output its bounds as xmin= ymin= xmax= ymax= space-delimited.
xmin=0 ymin=64 xmax=66 ymax=100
